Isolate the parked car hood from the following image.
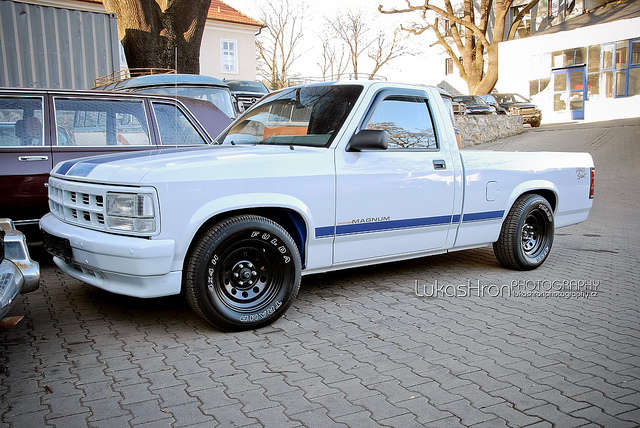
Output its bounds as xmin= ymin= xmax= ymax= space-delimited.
xmin=51 ymin=145 xmax=326 ymax=185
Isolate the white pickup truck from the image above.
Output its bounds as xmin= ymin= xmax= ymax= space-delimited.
xmin=40 ymin=81 xmax=595 ymax=330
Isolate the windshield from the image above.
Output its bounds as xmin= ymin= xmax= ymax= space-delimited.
xmin=496 ymin=94 xmax=529 ymax=104
xmin=134 ymin=86 xmax=236 ymax=118
xmin=453 ymin=95 xmax=486 ymax=106
xmin=217 ymin=85 xmax=363 ymax=148
xmin=226 ymin=81 xmax=269 ymax=94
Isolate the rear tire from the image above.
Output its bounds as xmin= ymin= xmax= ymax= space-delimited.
xmin=493 ymin=194 xmax=554 ymax=270
xmin=184 ymin=215 xmax=301 ymax=331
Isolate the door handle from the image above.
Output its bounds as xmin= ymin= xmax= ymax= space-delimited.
xmin=18 ymin=156 xmax=49 ymax=162
xmin=433 ymin=159 xmax=446 ymax=170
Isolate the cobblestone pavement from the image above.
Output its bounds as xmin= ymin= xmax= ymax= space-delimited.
xmin=2 ymin=118 xmax=639 ymax=427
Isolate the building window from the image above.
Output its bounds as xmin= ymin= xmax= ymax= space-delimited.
xmin=529 ymin=78 xmax=550 ymax=97
xmin=221 ymin=39 xmax=238 ymax=74
xmin=601 ymin=39 xmax=640 ymax=98
xmin=587 ymin=44 xmax=600 ymax=97
xmin=629 ymin=39 xmax=640 ymax=96
xmin=445 ymin=58 xmax=453 ymax=75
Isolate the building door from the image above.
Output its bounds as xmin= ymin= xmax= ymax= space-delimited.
xmin=553 ymin=67 xmax=586 ymax=120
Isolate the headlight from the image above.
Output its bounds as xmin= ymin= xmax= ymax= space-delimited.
xmin=106 ymin=192 xmax=156 ymax=233
xmin=509 ymin=107 xmax=520 ymax=115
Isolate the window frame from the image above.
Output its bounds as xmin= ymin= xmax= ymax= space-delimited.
xmin=601 ymin=39 xmax=640 ymax=98
xmin=445 ymin=58 xmax=453 ymax=75
xmin=52 ymin=96 xmax=153 ymax=147
xmin=221 ymin=38 xmax=239 ymax=75
xmin=149 ymin=101 xmax=209 ymax=146
xmin=359 ymin=89 xmax=440 ymax=152
xmin=0 ymin=95 xmax=45 ymax=148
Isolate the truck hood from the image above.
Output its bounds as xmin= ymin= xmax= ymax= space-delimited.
xmin=52 ymin=145 xmax=322 ymax=184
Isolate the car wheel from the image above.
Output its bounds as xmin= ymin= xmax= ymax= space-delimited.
xmin=184 ymin=215 xmax=301 ymax=331
xmin=531 ymin=119 xmax=541 ymax=128
xmin=493 ymin=194 xmax=554 ymax=270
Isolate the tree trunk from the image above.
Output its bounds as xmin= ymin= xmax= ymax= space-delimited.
xmin=103 ymin=0 xmax=210 ymax=74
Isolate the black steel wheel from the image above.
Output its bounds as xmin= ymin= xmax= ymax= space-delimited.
xmin=185 ymin=215 xmax=301 ymax=330
xmin=493 ymin=194 xmax=554 ymax=270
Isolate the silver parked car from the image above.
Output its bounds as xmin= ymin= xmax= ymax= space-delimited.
xmin=1 ymin=218 xmax=39 ymax=330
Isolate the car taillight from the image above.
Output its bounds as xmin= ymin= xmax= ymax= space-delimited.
xmin=589 ymin=167 xmax=595 ymax=199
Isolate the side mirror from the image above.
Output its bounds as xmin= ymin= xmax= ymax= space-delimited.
xmin=346 ymin=129 xmax=388 ymax=152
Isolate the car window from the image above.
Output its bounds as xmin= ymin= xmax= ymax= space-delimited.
xmin=54 ymin=98 xmax=151 ymax=146
xmin=151 ymin=102 xmax=208 ymax=146
xmin=364 ymin=95 xmax=438 ymax=150
xmin=0 ymin=97 xmax=44 ymax=147
xmin=218 ymin=85 xmax=363 ymax=148
xmin=136 ymin=86 xmax=236 ymax=118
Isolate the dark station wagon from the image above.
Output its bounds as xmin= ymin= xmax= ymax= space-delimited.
xmin=0 ymin=88 xmax=232 ymax=237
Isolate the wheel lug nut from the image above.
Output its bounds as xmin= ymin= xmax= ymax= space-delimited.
xmin=234 ymin=273 xmax=239 ymax=277
xmin=238 ymin=281 xmax=244 ymax=286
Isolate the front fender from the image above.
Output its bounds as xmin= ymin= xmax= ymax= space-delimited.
xmin=174 ymin=193 xmax=314 ymax=268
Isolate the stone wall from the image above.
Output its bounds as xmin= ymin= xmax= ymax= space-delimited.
xmin=455 ymin=114 xmax=524 ymax=148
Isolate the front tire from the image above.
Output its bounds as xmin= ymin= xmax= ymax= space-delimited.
xmin=493 ymin=194 xmax=554 ymax=270
xmin=184 ymin=215 xmax=301 ymax=331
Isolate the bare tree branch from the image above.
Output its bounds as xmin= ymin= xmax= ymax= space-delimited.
xmin=326 ymin=10 xmax=376 ymax=80
xmin=378 ymin=0 xmax=540 ymax=94
xmin=256 ymin=0 xmax=306 ymax=89
xmin=367 ymin=29 xmax=409 ymax=79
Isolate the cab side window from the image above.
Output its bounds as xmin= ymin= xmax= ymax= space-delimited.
xmin=54 ymin=98 xmax=151 ymax=146
xmin=365 ymin=96 xmax=438 ymax=149
xmin=0 ymin=97 xmax=44 ymax=147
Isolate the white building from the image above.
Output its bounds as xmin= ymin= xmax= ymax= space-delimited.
xmin=498 ymin=0 xmax=640 ymax=123
xmin=200 ymin=0 xmax=263 ymax=81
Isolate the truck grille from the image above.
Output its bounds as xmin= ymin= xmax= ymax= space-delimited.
xmin=49 ymin=178 xmax=108 ymax=230
xmin=519 ymin=108 xmax=536 ymax=115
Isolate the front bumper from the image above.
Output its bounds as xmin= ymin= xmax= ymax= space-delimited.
xmin=1 ymin=218 xmax=39 ymax=293
xmin=40 ymin=214 xmax=181 ymax=298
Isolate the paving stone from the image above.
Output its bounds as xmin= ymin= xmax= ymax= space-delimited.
xmin=523 ymin=403 xmax=591 ymax=427
xmin=435 ymin=398 xmax=495 ymax=426
xmin=572 ymin=389 xmax=636 ymax=416
xmin=163 ymin=402 xmax=217 ymax=427
xmin=121 ymin=399 xmax=173 ymax=425
xmin=351 ymin=393 xmax=409 ymax=421
xmin=570 ymin=405 xmax=638 ymax=427
xmin=531 ymin=388 xmax=590 ymax=413
xmin=482 ymin=401 xmax=545 ymax=426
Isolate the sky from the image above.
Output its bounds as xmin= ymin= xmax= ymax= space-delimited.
xmin=222 ymin=0 xmax=444 ymax=85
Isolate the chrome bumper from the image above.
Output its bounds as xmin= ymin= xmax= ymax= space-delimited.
xmin=1 ymin=218 xmax=40 ymax=294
